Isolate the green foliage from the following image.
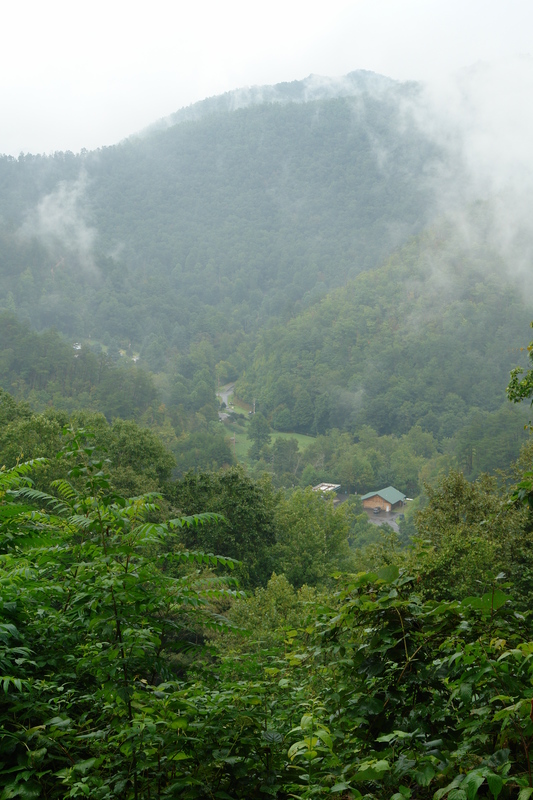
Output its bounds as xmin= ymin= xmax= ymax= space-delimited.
xmin=453 ymin=403 xmax=530 ymax=480
xmin=171 ymin=425 xmax=234 ymax=474
xmin=272 ymin=487 xmax=356 ymax=587
xmin=238 ymin=226 xmax=531 ymax=480
xmin=269 ymin=436 xmax=302 ymax=486
xmin=211 ymin=573 xmax=321 ymax=665
xmin=166 ymin=467 xmax=278 ymax=587
xmin=295 ymin=425 xmax=440 ymax=497
xmin=0 ymin=313 xmax=158 ymax=420
xmin=0 ymin=432 xmax=238 ymax=800
xmin=410 ymin=469 xmax=532 ymax=603
xmin=207 ymin=552 xmax=533 ymax=799
xmin=343 ymin=494 xmax=384 ymax=550
xmin=248 ymin=412 xmax=272 ymax=461
xmin=507 ymin=320 xmax=533 ymax=417
xmin=283 ymin=567 xmax=533 ymax=800
xmin=0 ymin=315 xmax=230 ymax=476
xmin=0 ymin=85 xmax=437 ymax=363
xmin=506 ymin=323 xmax=533 ymax=512
xmin=0 ymin=395 xmax=177 ymax=496
xmin=2 ymin=422 xmax=533 ymax=798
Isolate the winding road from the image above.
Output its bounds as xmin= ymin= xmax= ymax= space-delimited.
xmin=216 ymin=382 xmax=235 ymax=419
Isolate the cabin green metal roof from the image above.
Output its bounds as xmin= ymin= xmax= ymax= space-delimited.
xmin=360 ymin=486 xmax=406 ymax=504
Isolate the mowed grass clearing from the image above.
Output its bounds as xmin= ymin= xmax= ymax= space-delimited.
xmin=270 ymin=431 xmax=315 ymax=451
xmin=227 ymin=394 xmax=252 ymax=414
xmin=223 ymin=418 xmax=315 ymax=466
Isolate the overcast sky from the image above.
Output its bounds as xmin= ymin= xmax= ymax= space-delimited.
xmin=1 ymin=0 xmax=532 ymax=156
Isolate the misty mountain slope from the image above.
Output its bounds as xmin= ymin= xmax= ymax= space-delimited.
xmin=145 ymin=70 xmax=399 ymax=130
xmin=0 ymin=151 xmax=81 ymax=223
xmin=0 ymin=77 xmax=442 ymax=355
xmin=88 ymin=91 xmax=438 ymax=284
xmin=235 ymin=219 xmax=533 ymax=441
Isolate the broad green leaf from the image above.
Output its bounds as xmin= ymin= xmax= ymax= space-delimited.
xmin=316 ymin=729 xmax=333 ymax=750
xmin=169 ymin=717 xmax=188 ymax=730
xmin=415 ymin=764 xmax=436 ymax=787
xmin=73 ymin=758 xmax=97 ymax=774
xmin=462 ymin=772 xmax=485 ymax=800
xmin=353 ymin=759 xmax=390 ymax=782
xmin=168 ymin=752 xmax=189 ymax=761
xmin=376 ymin=732 xmax=397 ymax=742
xmin=486 ymin=773 xmax=504 ymax=800
xmin=461 ymin=596 xmax=486 ymax=611
xmin=461 ymin=591 xmax=509 ymax=614
xmin=1 ymin=784 xmax=41 ymax=799
xmin=459 ymin=683 xmax=473 ymax=702
xmin=300 ymin=714 xmax=313 ymax=731
xmin=288 ymin=742 xmax=307 ymax=759
xmin=377 ymin=565 xmax=400 ymax=583
xmin=490 ymin=589 xmax=510 ymax=611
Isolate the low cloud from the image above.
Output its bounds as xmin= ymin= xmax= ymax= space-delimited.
xmin=411 ymin=57 xmax=533 ymax=284
xmin=19 ymin=171 xmax=99 ymax=276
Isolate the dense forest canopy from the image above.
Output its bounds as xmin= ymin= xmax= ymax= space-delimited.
xmin=236 ymin=220 xmax=531 ymax=439
xmin=0 ymin=75 xmax=438 ymax=355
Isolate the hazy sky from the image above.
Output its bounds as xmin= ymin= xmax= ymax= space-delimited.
xmin=1 ymin=0 xmax=532 ymax=156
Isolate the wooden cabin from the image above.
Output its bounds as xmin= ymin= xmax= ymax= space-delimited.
xmin=361 ymin=486 xmax=406 ymax=512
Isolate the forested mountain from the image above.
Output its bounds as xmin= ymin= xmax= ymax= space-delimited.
xmin=0 ymin=313 xmax=157 ymax=418
xmin=150 ymin=70 xmax=399 ymax=129
xmin=0 ymin=72 xmax=439 ymax=359
xmin=236 ymin=219 xmax=532 ymax=441
xmin=0 ymin=71 xmax=531 ymax=486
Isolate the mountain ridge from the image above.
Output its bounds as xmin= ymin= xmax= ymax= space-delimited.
xmin=139 ymin=69 xmax=410 ymax=135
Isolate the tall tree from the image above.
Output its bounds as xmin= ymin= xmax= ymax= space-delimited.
xmin=247 ymin=412 xmax=272 ymax=461
xmin=166 ymin=467 xmax=278 ymax=586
